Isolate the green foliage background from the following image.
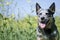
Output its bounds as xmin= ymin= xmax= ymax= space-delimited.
xmin=0 ymin=14 xmax=60 ymax=40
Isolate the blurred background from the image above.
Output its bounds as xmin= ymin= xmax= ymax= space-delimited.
xmin=0 ymin=0 xmax=60 ymax=40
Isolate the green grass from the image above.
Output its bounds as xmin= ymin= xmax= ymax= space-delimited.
xmin=0 ymin=14 xmax=60 ymax=40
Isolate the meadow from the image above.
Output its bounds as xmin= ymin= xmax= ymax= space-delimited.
xmin=0 ymin=14 xmax=60 ymax=40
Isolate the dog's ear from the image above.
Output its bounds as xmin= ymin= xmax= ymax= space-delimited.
xmin=36 ymin=3 xmax=41 ymax=12
xmin=49 ymin=2 xmax=55 ymax=13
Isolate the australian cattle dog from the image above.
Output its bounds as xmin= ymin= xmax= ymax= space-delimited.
xmin=36 ymin=2 xmax=59 ymax=40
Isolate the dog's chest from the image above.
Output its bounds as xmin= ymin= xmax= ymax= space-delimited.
xmin=44 ymin=29 xmax=52 ymax=35
xmin=37 ymin=28 xmax=53 ymax=40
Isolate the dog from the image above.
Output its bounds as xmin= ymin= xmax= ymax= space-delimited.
xmin=36 ymin=2 xmax=59 ymax=40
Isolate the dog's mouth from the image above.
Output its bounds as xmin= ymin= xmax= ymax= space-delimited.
xmin=39 ymin=20 xmax=49 ymax=29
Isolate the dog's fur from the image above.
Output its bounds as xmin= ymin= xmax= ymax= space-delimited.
xmin=36 ymin=2 xmax=59 ymax=40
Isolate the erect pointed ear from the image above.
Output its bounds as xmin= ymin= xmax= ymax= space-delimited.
xmin=36 ymin=3 xmax=41 ymax=12
xmin=49 ymin=2 xmax=55 ymax=13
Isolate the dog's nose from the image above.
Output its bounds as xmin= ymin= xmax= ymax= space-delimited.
xmin=41 ymin=17 xmax=45 ymax=20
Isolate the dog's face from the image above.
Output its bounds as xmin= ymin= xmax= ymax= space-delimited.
xmin=36 ymin=3 xmax=55 ymax=29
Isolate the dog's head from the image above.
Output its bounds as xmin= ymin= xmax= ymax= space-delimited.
xmin=36 ymin=2 xmax=55 ymax=29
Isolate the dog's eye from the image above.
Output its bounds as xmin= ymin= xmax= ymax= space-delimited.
xmin=46 ymin=13 xmax=48 ymax=15
xmin=39 ymin=13 xmax=42 ymax=15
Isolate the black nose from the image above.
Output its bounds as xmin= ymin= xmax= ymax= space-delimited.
xmin=41 ymin=17 xmax=45 ymax=20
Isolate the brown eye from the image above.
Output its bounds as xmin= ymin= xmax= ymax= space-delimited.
xmin=39 ymin=13 xmax=42 ymax=15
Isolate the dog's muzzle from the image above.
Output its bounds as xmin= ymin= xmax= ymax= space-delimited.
xmin=39 ymin=19 xmax=49 ymax=29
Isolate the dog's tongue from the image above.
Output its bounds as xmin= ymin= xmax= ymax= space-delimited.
xmin=39 ymin=23 xmax=46 ymax=29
